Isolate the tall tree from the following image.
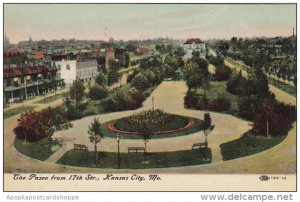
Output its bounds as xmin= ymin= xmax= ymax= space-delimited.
xmin=88 ymin=118 xmax=104 ymax=164
xmin=69 ymin=80 xmax=85 ymax=107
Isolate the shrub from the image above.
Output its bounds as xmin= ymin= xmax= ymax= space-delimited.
xmin=196 ymin=97 xmax=209 ymax=110
xmin=131 ymin=73 xmax=151 ymax=90
xmin=209 ymin=97 xmax=231 ymax=112
xmin=102 ymin=87 xmax=146 ymax=112
xmin=184 ymin=94 xmax=198 ymax=108
xmin=88 ymin=85 xmax=108 ymax=100
xmin=39 ymin=107 xmax=72 ymax=130
xmin=252 ymin=101 xmax=296 ymax=136
xmin=214 ymin=65 xmax=232 ymax=81
xmin=126 ymin=69 xmax=139 ymax=83
xmin=14 ymin=111 xmax=51 ymax=142
xmin=226 ymin=71 xmax=245 ymax=95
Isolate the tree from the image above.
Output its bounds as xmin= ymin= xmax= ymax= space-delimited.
xmin=202 ymin=113 xmax=214 ymax=148
xmin=69 ymin=80 xmax=85 ymax=107
xmin=88 ymin=85 xmax=108 ymax=100
xmin=43 ymin=125 xmax=55 ymax=147
xmin=88 ymin=118 xmax=104 ymax=164
xmin=184 ymin=58 xmax=209 ymax=93
xmin=142 ymin=132 xmax=152 ymax=154
xmin=13 ymin=111 xmax=52 ymax=142
xmin=107 ymin=67 xmax=120 ymax=85
xmin=95 ymin=72 xmax=108 ymax=86
xmin=124 ymin=53 xmax=130 ymax=68
xmin=131 ymin=73 xmax=150 ymax=90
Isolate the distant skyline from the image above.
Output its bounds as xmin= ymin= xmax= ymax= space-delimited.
xmin=4 ymin=4 xmax=296 ymax=44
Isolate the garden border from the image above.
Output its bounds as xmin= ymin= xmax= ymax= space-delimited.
xmin=107 ymin=120 xmax=194 ymax=135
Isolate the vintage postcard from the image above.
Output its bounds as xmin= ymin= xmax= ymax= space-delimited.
xmin=2 ymin=3 xmax=297 ymax=192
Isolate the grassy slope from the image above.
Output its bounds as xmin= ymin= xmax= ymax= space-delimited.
xmin=57 ymin=148 xmax=212 ymax=169
xmin=14 ymin=138 xmax=55 ymax=161
xmin=220 ymin=133 xmax=286 ymax=160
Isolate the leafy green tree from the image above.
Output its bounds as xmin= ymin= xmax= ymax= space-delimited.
xmin=88 ymin=85 xmax=108 ymax=100
xmin=202 ymin=113 xmax=214 ymax=150
xmin=88 ymin=118 xmax=104 ymax=164
xmin=69 ymin=80 xmax=85 ymax=107
xmin=95 ymin=72 xmax=108 ymax=86
xmin=184 ymin=58 xmax=209 ymax=93
xmin=131 ymin=73 xmax=150 ymax=90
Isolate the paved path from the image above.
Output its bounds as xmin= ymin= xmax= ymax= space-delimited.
xmin=47 ymin=81 xmax=251 ymax=163
xmin=4 ymin=75 xmax=296 ymax=174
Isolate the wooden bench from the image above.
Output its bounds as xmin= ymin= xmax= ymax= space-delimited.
xmin=74 ymin=144 xmax=88 ymax=151
xmin=128 ymin=147 xmax=145 ymax=153
xmin=192 ymin=142 xmax=207 ymax=150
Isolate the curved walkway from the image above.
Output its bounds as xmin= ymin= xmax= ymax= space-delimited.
xmin=4 ymin=79 xmax=296 ymax=174
xmin=47 ymin=81 xmax=251 ymax=163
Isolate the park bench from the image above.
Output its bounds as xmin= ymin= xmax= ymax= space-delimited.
xmin=74 ymin=144 xmax=88 ymax=151
xmin=128 ymin=147 xmax=145 ymax=153
xmin=192 ymin=142 xmax=207 ymax=150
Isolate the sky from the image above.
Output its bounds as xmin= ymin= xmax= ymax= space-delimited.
xmin=4 ymin=4 xmax=297 ymax=44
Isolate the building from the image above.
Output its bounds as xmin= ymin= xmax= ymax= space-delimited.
xmin=4 ymin=66 xmax=59 ymax=103
xmin=115 ymin=48 xmax=128 ymax=67
xmin=228 ymin=45 xmax=236 ymax=53
xmin=137 ymin=46 xmax=149 ymax=55
xmin=105 ymin=47 xmax=115 ymax=69
xmin=33 ymin=51 xmax=45 ymax=60
xmin=183 ymin=38 xmax=206 ymax=58
xmin=55 ymin=59 xmax=77 ymax=85
xmin=55 ymin=58 xmax=98 ymax=85
xmin=76 ymin=59 xmax=98 ymax=82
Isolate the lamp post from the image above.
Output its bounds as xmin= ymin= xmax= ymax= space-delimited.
xmin=117 ymin=135 xmax=120 ymax=169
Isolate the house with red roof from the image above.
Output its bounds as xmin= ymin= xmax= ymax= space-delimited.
xmin=183 ymin=38 xmax=206 ymax=58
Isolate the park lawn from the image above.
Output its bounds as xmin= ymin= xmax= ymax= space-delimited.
xmin=130 ymin=55 xmax=147 ymax=62
xmin=83 ymin=83 xmax=133 ymax=115
xmin=268 ymin=77 xmax=296 ymax=98
xmin=4 ymin=106 xmax=35 ymax=119
xmin=35 ymin=93 xmax=65 ymax=104
xmin=194 ymin=81 xmax=239 ymax=112
xmin=220 ymin=133 xmax=286 ymax=161
xmin=57 ymin=148 xmax=211 ymax=169
xmin=14 ymin=137 xmax=55 ymax=161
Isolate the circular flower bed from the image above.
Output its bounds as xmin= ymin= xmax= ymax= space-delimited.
xmin=101 ymin=109 xmax=204 ymax=139
xmin=114 ymin=109 xmax=189 ymax=132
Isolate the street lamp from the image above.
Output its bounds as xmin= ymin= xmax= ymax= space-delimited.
xmin=117 ymin=135 xmax=120 ymax=169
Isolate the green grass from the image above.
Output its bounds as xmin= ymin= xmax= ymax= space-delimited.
xmin=81 ymin=84 xmax=133 ymax=116
xmin=194 ymin=81 xmax=239 ymax=112
xmin=268 ymin=77 xmax=296 ymax=98
xmin=101 ymin=117 xmax=203 ymax=139
xmin=220 ymin=132 xmax=286 ymax=161
xmin=57 ymin=148 xmax=211 ymax=169
xmin=35 ymin=93 xmax=65 ymax=104
xmin=14 ymin=137 xmax=56 ymax=161
xmin=4 ymin=106 xmax=35 ymax=119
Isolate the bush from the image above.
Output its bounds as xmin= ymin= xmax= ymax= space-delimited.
xmin=184 ymin=94 xmax=198 ymax=108
xmin=226 ymin=71 xmax=245 ymax=95
xmin=196 ymin=97 xmax=209 ymax=110
xmin=88 ymin=85 xmax=108 ymax=100
xmin=39 ymin=107 xmax=72 ymax=130
xmin=131 ymin=73 xmax=151 ymax=90
xmin=209 ymin=97 xmax=231 ymax=112
xmin=14 ymin=111 xmax=51 ymax=142
xmin=252 ymin=101 xmax=296 ymax=136
xmin=102 ymin=87 xmax=146 ymax=112
xmin=214 ymin=65 xmax=232 ymax=81
xmin=126 ymin=69 xmax=139 ymax=83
